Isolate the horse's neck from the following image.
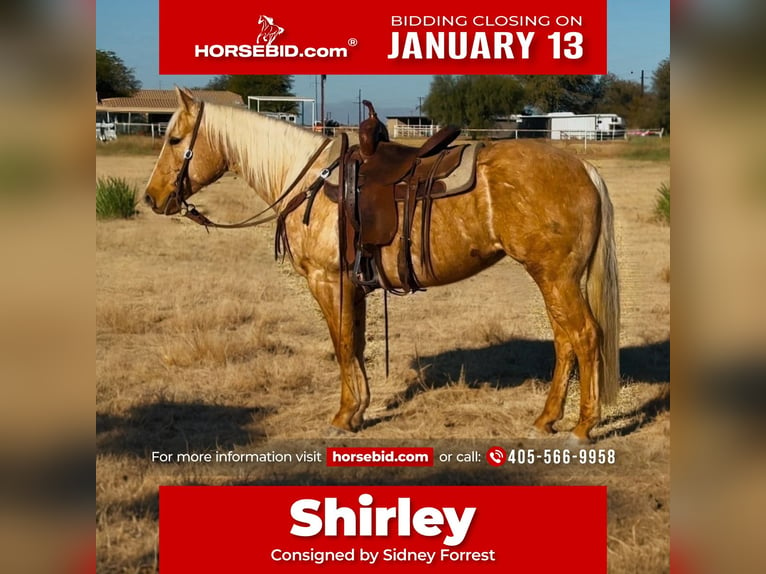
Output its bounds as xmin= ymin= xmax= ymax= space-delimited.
xmin=209 ymin=107 xmax=325 ymax=206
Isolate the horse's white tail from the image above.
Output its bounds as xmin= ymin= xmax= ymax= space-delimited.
xmin=582 ymin=161 xmax=620 ymax=405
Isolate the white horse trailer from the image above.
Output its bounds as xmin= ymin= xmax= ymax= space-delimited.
xmin=519 ymin=112 xmax=626 ymax=140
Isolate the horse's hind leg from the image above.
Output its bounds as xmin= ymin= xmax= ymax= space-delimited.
xmin=532 ymin=316 xmax=575 ymax=434
xmin=534 ymin=278 xmax=602 ymax=442
xmin=307 ymin=275 xmax=369 ymax=431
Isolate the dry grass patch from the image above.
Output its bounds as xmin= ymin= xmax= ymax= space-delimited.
xmin=97 ymin=300 xmax=167 ymax=335
xmin=97 ymin=135 xmax=161 ymax=156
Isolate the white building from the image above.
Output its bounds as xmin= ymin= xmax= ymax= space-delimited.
xmin=518 ymin=112 xmax=626 ymax=140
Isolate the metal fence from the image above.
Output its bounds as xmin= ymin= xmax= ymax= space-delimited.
xmin=389 ymin=127 xmax=658 ymax=141
xmin=107 ymin=122 xmax=168 ymax=138
xmin=392 ymin=124 xmax=440 ymax=138
xmin=457 ymin=128 xmax=630 ymax=141
xmin=625 ymin=128 xmax=665 ymax=138
xmin=98 ymin=121 xmax=663 ymax=143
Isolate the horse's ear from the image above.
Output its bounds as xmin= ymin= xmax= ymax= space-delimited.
xmin=175 ymin=86 xmax=195 ymax=113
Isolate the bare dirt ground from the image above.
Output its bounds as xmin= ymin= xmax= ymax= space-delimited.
xmin=96 ymin=143 xmax=670 ymax=573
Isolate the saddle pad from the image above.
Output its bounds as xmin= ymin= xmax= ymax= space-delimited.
xmin=325 ymin=136 xmax=482 ymax=191
xmin=436 ymin=142 xmax=484 ymax=196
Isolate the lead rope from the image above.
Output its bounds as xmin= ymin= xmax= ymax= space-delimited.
xmin=384 ymin=290 xmax=390 ymax=378
xmin=182 ymin=137 xmax=332 ymax=230
xmin=337 ymin=134 xmax=349 ymax=363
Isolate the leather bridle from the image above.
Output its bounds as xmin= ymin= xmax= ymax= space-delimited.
xmin=163 ymin=100 xmax=334 ymax=231
xmin=165 ymin=101 xmax=206 ymax=216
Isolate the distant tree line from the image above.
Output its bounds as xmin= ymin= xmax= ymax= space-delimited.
xmin=423 ymin=59 xmax=670 ymax=132
xmin=203 ymin=75 xmax=298 ymax=113
xmin=96 ymin=48 xmax=668 ymax=132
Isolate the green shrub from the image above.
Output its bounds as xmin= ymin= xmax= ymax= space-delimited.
xmin=96 ymin=176 xmax=138 ymax=219
xmin=654 ymin=182 xmax=670 ymax=224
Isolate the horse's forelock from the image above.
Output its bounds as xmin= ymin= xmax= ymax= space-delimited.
xmin=164 ymin=104 xmax=201 ymax=142
xmin=164 ymin=109 xmax=182 ymax=138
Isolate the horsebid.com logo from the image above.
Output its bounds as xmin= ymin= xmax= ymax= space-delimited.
xmin=256 ymin=15 xmax=284 ymax=46
xmin=194 ymin=14 xmax=350 ymax=59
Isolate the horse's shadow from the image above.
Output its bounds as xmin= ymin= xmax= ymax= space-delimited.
xmin=387 ymin=338 xmax=670 ymax=409
xmin=599 ymin=386 xmax=670 ymax=438
xmin=96 ymin=401 xmax=274 ymax=457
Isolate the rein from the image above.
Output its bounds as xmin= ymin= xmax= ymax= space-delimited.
xmin=170 ymin=102 xmax=333 ymax=231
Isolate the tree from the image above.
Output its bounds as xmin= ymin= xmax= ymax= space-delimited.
xmin=205 ymin=75 xmax=297 ymax=113
xmin=423 ymin=75 xmax=524 ymax=128
xmin=96 ymin=50 xmax=141 ymax=99
xmin=463 ymin=76 xmax=525 ymax=128
xmin=595 ymin=73 xmax=654 ymax=128
xmin=595 ymin=74 xmax=641 ymax=113
xmin=423 ymin=76 xmax=466 ymax=126
xmin=517 ymin=75 xmax=602 ymax=114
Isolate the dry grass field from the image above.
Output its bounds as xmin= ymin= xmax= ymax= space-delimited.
xmin=96 ymin=138 xmax=670 ymax=573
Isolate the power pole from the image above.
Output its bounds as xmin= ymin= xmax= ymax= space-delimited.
xmin=320 ymin=75 xmax=326 ymax=129
xmin=356 ymin=89 xmax=363 ymax=125
xmin=314 ymin=75 xmax=318 ymax=112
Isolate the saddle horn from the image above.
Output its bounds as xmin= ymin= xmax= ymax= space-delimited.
xmin=362 ymin=100 xmax=377 ymax=118
xmin=358 ymin=99 xmax=389 ymax=158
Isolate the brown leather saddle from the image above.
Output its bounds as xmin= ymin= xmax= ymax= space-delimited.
xmin=279 ymin=100 xmax=482 ymax=294
xmin=325 ymin=101 xmax=481 ymax=293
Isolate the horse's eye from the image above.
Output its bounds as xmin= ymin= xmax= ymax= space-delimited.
xmin=168 ymin=136 xmax=182 ymax=145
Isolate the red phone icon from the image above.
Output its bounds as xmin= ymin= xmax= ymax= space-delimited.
xmin=486 ymin=446 xmax=507 ymax=467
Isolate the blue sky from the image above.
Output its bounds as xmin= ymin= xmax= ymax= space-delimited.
xmin=96 ymin=1 xmax=669 ymax=121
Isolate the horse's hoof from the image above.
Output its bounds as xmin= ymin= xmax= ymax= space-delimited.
xmin=331 ymin=413 xmax=362 ymax=433
xmin=530 ymin=418 xmax=557 ymax=438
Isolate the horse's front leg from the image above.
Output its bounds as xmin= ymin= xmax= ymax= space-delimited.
xmin=307 ymin=274 xmax=369 ymax=431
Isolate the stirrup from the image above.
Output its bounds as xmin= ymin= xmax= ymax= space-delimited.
xmin=351 ymin=251 xmax=380 ymax=289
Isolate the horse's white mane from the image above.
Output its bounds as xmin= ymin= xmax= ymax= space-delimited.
xmin=200 ymin=103 xmax=327 ymax=201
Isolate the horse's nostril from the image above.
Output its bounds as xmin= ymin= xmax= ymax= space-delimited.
xmin=144 ymin=194 xmax=155 ymax=207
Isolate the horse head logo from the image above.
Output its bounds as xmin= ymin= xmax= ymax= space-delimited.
xmin=257 ymin=15 xmax=285 ymax=46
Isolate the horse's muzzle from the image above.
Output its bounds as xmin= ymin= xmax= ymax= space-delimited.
xmin=144 ymin=193 xmax=180 ymax=215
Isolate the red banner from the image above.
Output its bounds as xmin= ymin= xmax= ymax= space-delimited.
xmin=159 ymin=485 xmax=606 ymax=572
xmin=158 ymin=0 xmax=606 ymax=74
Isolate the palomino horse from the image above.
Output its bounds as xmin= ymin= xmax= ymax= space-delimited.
xmin=144 ymin=88 xmax=620 ymax=442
